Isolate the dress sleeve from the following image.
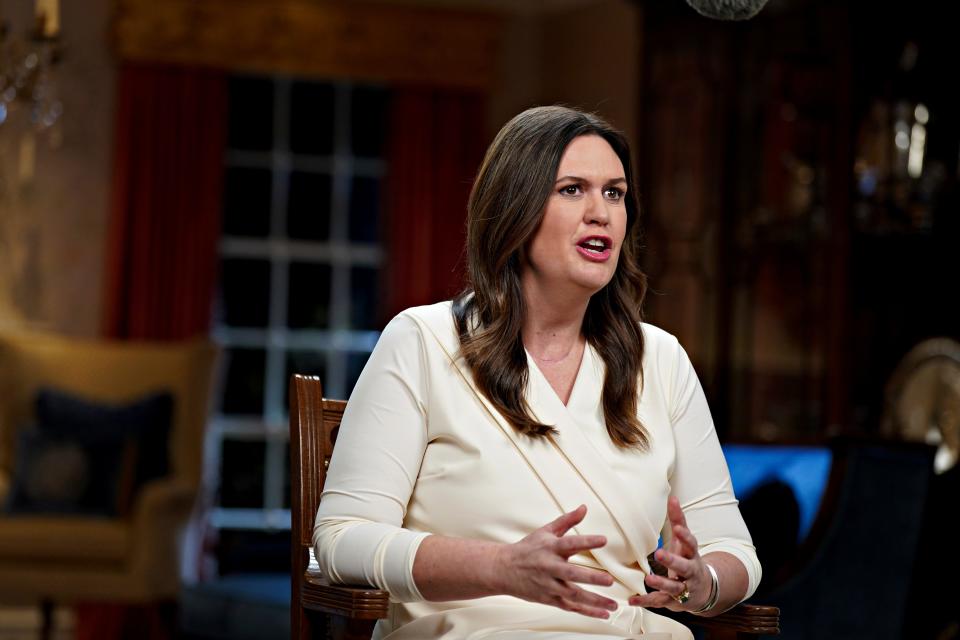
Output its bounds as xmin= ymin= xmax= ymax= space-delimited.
xmin=662 ymin=337 xmax=762 ymax=602
xmin=313 ymin=312 xmax=432 ymax=603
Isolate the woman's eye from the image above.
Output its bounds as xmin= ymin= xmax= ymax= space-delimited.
xmin=604 ymin=187 xmax=623 ymax=201
xmin=560 ymin=185 xmax=581 ymax=196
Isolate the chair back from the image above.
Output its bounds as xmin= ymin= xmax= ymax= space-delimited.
xmin=764 ymin=440 xmax=934 ymax=639
xmin=289 ymin=375 xmax=347 ymax=638
xmin=289 ymin=374 xmax=346 ymax=559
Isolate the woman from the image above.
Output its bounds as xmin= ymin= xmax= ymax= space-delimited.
xmin=314 ymin=106 xmax=760 ymax=639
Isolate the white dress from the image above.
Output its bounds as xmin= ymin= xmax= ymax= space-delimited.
xmin=314 ymin=301 xmax=761 ymax=639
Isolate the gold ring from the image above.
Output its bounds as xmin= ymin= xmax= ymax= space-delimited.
xmin=673 ymin=583 xmax=690 ymax=605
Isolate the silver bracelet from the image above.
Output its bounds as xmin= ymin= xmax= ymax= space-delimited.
xmin=690 ymin=563 xmax=720 ymax=614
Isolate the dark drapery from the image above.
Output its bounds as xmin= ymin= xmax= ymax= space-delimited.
xmin=102 ymin=63 xmax=227 ymax=341
xmin=86 ymin=62 xmax=227 ymax=639
xmin=384 ymin=88 xmax=487 ymax=321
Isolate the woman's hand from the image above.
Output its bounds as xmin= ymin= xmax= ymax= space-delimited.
xmin=628 ymin=497 xmax=711 ymax=612
xmin=494 ymin=505 xmax=619 ymax=619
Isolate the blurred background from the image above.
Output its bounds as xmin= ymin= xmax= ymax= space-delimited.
xmin=1 ymin=0 xmax=958 ymax=638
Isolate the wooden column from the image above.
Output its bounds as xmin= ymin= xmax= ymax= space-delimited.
xmin=638 ymin=5 xmax=735 ymax=414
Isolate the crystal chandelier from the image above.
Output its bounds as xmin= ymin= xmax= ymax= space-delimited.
xmin=0 ymin=1 xmax=61 ymax=329
xmin=0 ymin=2 xmax=63 ymax=143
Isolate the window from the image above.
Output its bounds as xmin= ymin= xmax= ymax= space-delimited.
xmin=210 ymin=76 xmax=389 ymax=530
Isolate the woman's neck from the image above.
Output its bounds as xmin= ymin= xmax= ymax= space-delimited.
xmin=520 ymin=282 xmax=590 ymax=363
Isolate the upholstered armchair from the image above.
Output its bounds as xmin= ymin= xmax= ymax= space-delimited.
xmin=0 ymin=330 xmax=217 ymax=624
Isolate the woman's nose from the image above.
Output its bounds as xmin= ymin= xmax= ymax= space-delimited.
xmin=584 ymin=190 xmax=610 ymax=225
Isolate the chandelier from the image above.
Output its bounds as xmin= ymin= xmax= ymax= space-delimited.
xmin=0 ymin=1 xmax=61 ymax=329
xmin=0 ymin=1 xmax=63 ymax=143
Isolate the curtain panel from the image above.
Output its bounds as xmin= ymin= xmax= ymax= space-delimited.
xmin=102 ymin=63 xmax=227 ymax=341
xmin=384 ymin=88 xmax=487 ymax=322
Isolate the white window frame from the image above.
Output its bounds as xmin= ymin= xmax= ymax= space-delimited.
xmin=209 ymin=77 xmax=385 ymax=530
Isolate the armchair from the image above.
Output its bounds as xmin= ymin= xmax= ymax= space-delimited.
xmin=759 ymin=439 xmax=935 ymax=639
xmin=290 ymin=374 xmax=779 ymax=640
xmin=0 ymin=329 xmax=216 ymax=630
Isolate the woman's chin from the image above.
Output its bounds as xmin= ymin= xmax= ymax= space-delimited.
xmin=573 ymin=265 xmax=618 ymax=293
xmin=569 ymin=276 xmax=615 ymax=298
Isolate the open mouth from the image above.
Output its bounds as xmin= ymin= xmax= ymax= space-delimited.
xmin=577 ymin=237 xmax=611 ymax=255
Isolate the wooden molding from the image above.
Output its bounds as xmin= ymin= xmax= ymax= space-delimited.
xmin=112 ymin=0 xmax=502 ymax=90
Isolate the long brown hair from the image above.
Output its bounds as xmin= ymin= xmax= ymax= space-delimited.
xmin=453 ymin=105 xmax=650 ymax=449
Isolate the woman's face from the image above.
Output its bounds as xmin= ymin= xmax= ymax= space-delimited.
xmin=522 ymin=134 xmax=628 ymax=299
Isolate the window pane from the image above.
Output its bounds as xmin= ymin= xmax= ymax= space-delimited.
xmin=351 ymin=86 xmax=389 ymax=158
xmin=287 ymin=171 xmax=331 ymax=241
xmin=222 ymin=348 xmax=266 ymax=415
xmin=290 ymin=82 xmax=334 ymax=155
xmin=217 ymin=529 xmax=290 ymax=573
xmin=346 ymin=351 xmax=371 ymax=396
xmin=219 ymin=259 xmax=270 ymax=327
xmin=285 ymin=349 xmax=328 ymax=400
xmin=350 ymin=267 xmax=380 ymax=330
xmin=287 ymin=263 xmax=331 ymax=328
xmin=228 ymin=76 xmax=274 ymax=151
xmin=349 ymin=176 xmax=381 ymax=243
xmin=223 ymin=167 xmax=272 ymax=237
xmin=219 ymin=438 xmax=265 ymax=508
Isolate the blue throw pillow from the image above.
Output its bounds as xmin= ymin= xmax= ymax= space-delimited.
xmin=4 ymin=389 xmax=175 ymax=517
xmin=5 ymin=427 xmax=130 ymax=516
xmin=36 ymin=388 xmax=173 ymax=488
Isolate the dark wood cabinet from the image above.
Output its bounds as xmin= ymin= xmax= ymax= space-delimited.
xmin=638 ymin=0 xmax=960 ymax=442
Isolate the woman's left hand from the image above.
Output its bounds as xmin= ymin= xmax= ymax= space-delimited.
xmin=628 ymin=496 xmax=711 ymax=612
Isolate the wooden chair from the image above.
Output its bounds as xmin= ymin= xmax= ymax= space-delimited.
xmin=290 ymin=374 xmax=780 ymax=640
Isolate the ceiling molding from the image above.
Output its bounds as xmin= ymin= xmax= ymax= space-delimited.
xmin=112 ymin=0 xmax=502 ymax=90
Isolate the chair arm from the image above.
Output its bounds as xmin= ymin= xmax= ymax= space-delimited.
xmin=299 ymin=567 xmax=778 ymax=637
xmin=646 ymin=553 xmax=779 ymax=636
xmin=668 ymin=604 xmax=780 ymax=637
xmin=302 ymin=565 xmax=390 ymax=620
xmin=131 ymin=477 xmax=197 ymax=529
xmin=301 ymin=551 xmax=778 ymax=635
xmin=127 ymin=478 xmax=198 ymax=596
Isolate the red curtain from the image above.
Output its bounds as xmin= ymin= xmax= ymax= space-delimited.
xmin=102 ymin=63 xmax=227 ymax=341
xmin=384 ymin=88 xmax=487 ymax=321
xmin=88 ymin=62 xmax=227 ymax=639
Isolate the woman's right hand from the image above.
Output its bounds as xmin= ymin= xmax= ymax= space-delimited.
xmin=493 ymin=505 xmax=618 ymax=619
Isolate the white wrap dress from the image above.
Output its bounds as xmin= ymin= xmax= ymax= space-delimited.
xmin=314 ymin=301 xmax=761 ymax=639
